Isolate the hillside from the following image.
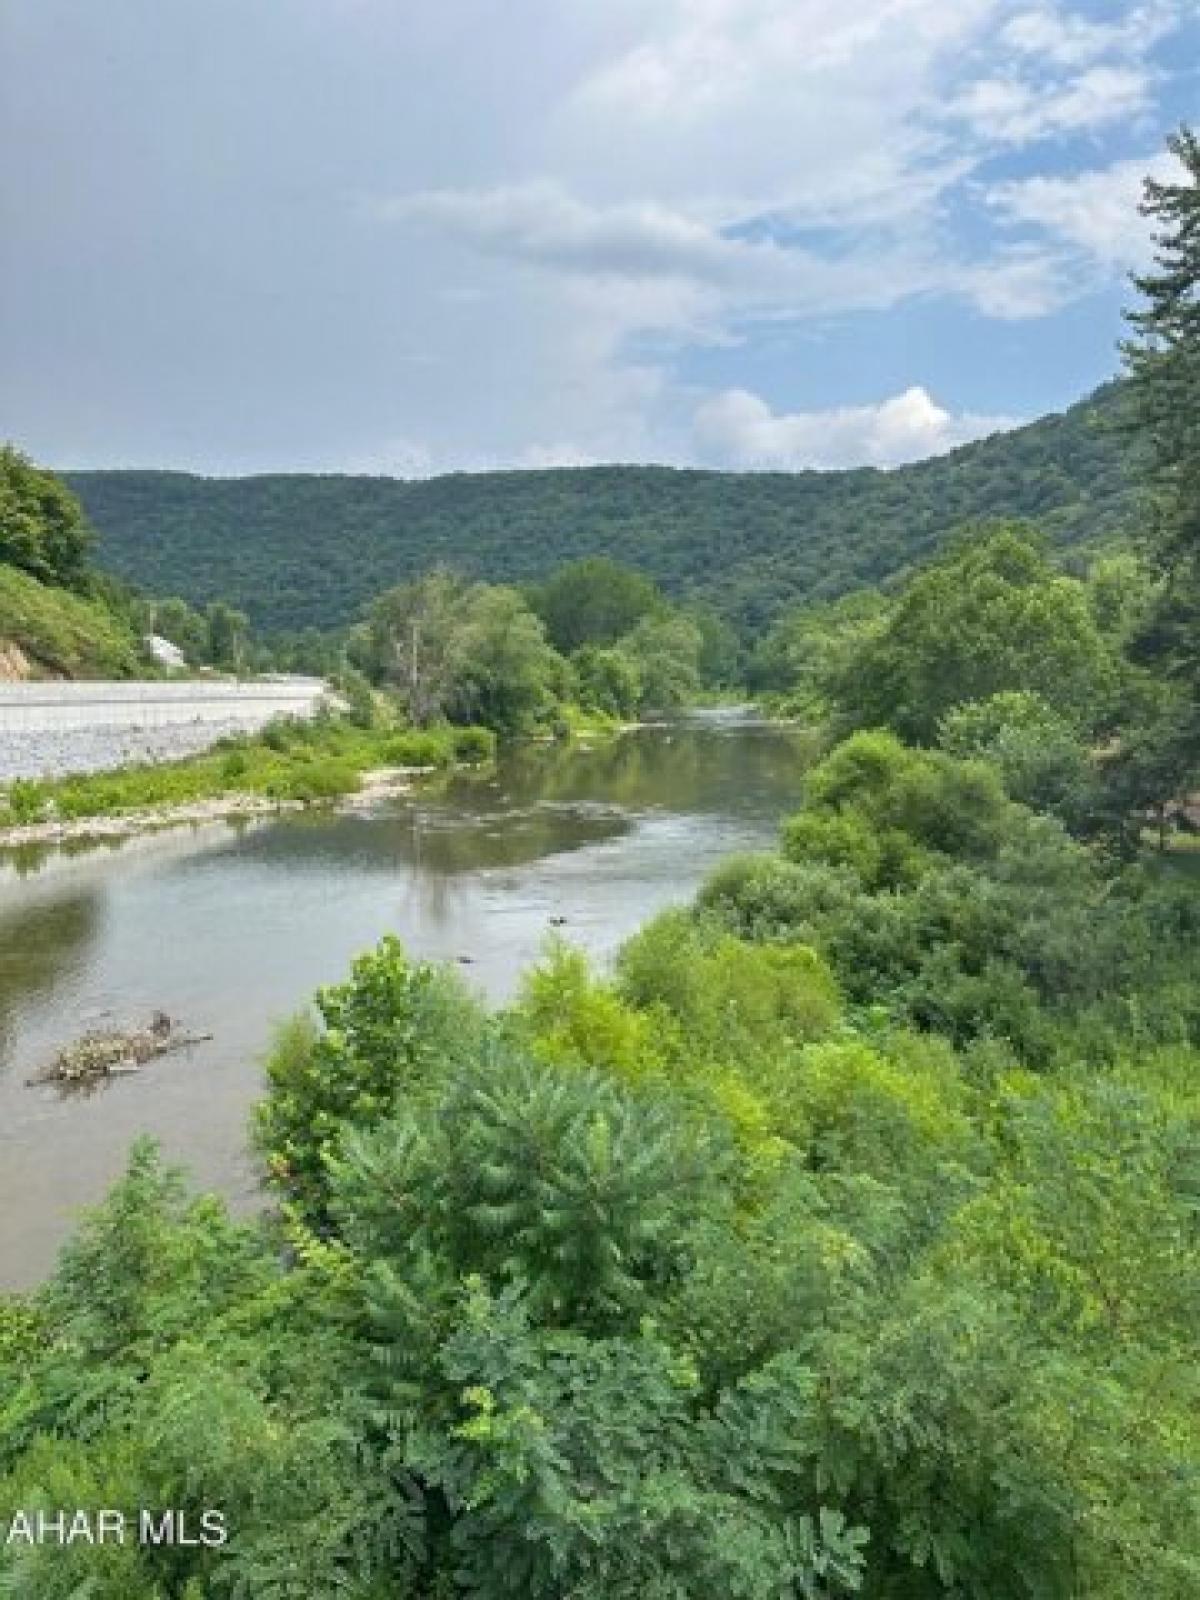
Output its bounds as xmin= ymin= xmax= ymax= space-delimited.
xmin=69 ymin=383 xmax=1140 ymax=637
xmin=0 ymin=566 xmax=141 ymax=679
xmin=0 ymin=446 xmax=143 ymax=679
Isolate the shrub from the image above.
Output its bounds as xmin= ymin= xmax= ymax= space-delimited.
xmin=616 ymin=910 xmax=840 ymax=1059
xmin=3 ymin=778 xmax=47 ymax=825
xmin=451 ymin=724 xmax=497 ymax=764
xmin=256 ymin=936 xmax=486 ymax=1226
xmin=266 ymin=758 xmax=359 ymax=802
xmin=383 ymin=728 xmax=454 ymax=768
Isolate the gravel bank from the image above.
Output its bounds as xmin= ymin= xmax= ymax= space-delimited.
xmin=0 ymin=717 xmax=275 ymax=783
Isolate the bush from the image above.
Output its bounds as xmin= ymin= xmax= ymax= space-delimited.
xmin=616 ymin=910 xmax=840 ymax=1059
xmin=382 ymin=728 xmax=455 ymax=768
xmin=256 ymin=936 xmax=487 ymax=1226
xmin=266 ymin=758 xmax=359 ymax=802
xmin=451 ymin=724 xmax=497 ymax=764
xmin=2 ymin=778 xmax=48 ymax=825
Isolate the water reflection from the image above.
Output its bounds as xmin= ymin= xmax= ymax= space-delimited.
xmin=0 ymin=717 xmax=814 ymax=1287
xmin=0 ymin=890 xmax=104 ymax=1065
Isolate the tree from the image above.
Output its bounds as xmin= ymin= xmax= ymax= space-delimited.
xmin=688 ymin=604 xmax=740 ymax=687
xmin=531 ymin=557 xmax=664 ymax=654
xmin=1122 ymin=126 xmax=1200 ymax=748
xmin=621 ymin=612 xmax=704 ymax=711
xmin=572 ymin=643 xmax=642 ymax=718
xmin=204 ymin=600 xmax=249 ymax=672
xmin=938 ymin=691 xmax=1099 ymax=833
xmin=0 ymin=446 xmax=93 ymax=587
xmin=836 ymin=526 xmax=1116 ymax=742
xmin=365 ymin=568 xmax=473 ymax=724
xmin=151 ymin=595 xmax=209 ymax=661
xmin=449 ymin=585 xmax=567 ymax=733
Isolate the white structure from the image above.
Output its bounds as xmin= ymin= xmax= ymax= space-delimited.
xmin=144 ymin=634 xmax=188 ymax=671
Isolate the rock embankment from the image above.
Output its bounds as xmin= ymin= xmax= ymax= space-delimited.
xmin=0 ymin=678 xmax=330 ymax=781
xmin=0 ymin=718 xmax=272 ymax=783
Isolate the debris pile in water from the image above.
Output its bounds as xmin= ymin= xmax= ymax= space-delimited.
xmin=28 ymin=1011 xmax=212 ymax=1091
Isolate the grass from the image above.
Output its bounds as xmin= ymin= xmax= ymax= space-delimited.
xmin=0 ymin=715 xmax=497 ymax=831
xmin=0 ymin=565 xmax=143 ymax=678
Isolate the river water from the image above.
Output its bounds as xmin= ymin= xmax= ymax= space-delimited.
xmin=0 ymin=714 xmax=815 ymax=1288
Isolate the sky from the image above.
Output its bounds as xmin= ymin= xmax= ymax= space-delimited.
xmin=1 ymin=0 xmax=1197 ymax=476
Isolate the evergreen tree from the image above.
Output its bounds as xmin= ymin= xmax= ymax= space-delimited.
xmin=1123 ymin=127 xmax=1200 ymax=737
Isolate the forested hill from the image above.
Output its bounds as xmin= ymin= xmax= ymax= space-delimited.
xmin=68 ymin=381 xmax=1137 ymax=636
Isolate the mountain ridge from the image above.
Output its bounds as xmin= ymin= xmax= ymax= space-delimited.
xmin=67 ymin=382 xmax=1139 ymax=636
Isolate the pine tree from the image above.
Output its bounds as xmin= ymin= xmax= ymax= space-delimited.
xmin=1122 ymin=126 xmax=1200 ymax=729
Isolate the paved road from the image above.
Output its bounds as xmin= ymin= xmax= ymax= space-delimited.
xmin=0 ymin=678 xmax=329 ymax=781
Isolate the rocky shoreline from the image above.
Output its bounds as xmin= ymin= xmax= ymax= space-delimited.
xmin=0 ymin=717 xmax=301 ymax=785
xmin=0 ymin=767 xmax=418 ymax=851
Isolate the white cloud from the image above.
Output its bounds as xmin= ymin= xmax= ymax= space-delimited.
xmin=946 ymin=64 xmax=1152 ymax=144
xmin=1000 ymin=3 xmax=1180 ymax=66
xmin=694 ymin=386 xmax=1018 ymax=470
xmin=989 ymin=151 xmax=1183 ymax=270
xmin=8 ymin=0 xmax=1191 ymax=471
xmin=376 ymin=177 xmax=1078 ymax=335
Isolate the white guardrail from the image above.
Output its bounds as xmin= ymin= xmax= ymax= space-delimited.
xmin=0 ymin=678 xmax=330 ymax=733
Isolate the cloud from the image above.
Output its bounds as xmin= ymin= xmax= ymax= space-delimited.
xmin=373 ymin=183 xmax=778 ymax=287
xmin=945 ymin=65 xmax=1152 ymax=144
xmin=375 ymin=177 xmax=1079 ymax=332
xmin=989 ymin=151 xmax=1183 ymax=270
xmin=694 ymin=385 xmax=1018 ymax=470
xmin=999 ymin=3 xmax=1180 ymax=66
xmin=4 ymin=0 xmax=1192 ymax=472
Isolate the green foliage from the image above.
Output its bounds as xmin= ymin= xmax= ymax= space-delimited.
xmin=1123 ymin=127 xmax=1200 ymax=698
xmin=619 ymin=611 xmax=704 ymax=711
xmin=450 ymin=584 xmax=567 ymax=733
xmin=10 ymin=309 xmax=1200 ymax=1593
xmin=4 ymin=895 xmax=1199 ymax=1596
xmin=787 ymin=730 xmax=1018 ymax=882
xmin=0 ymin=563 xmax=141 ymax=678
xmin=0 ymin=445 xmax=93 ymax=587
xmin=332 ymin=1049 xmax=723 ymax=1333
xmin=68 ymin=383 xmax=1139 ymax=638
xmin=750 ymin=590 xmax=888 ymax=718
xmin=256 ymin=935 xmax=487 ymax=1227
xmin=0 ymin=716 xmax=492 ymax=832
xmin=362 ymin=569 xmax=568 ymax=732
xmin=204 ymin=600 xmax=249 ymax=672
xmin=835 ymin=526 xmax=1117 ymax=741
xmin=616 ymin=910 xmax=841 ymax=1062
xmin=531 ymin=556 xmax=665 ymax=652
xmin=937 ymin=690 xmax=1099 ymax=832
xmin=702 ymin=731 xmax=1200 ymax=1060
xmin=571 ymin=643 xmax=642 ymax=718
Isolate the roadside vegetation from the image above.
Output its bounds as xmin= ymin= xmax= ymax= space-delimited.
xmin=0 ymin=447 xmax=145 ymax=678
xmin=0 ymin=713 xmax=496 ymax=832
xmin=0 ymin=132 xmax=1198 ymax=1598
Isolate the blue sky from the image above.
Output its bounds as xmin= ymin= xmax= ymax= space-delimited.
xmin=1 ymin=0 xmax=1197 ymax=474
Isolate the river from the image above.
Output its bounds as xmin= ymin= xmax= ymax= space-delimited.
xmin=0 ymin=713 xmax=816 ymax=1288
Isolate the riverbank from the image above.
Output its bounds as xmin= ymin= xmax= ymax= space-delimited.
xmin=0 ymin=717 xmax=810 ymax=1289
xmin=0 ymin=717 xmax=496 ymax=848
